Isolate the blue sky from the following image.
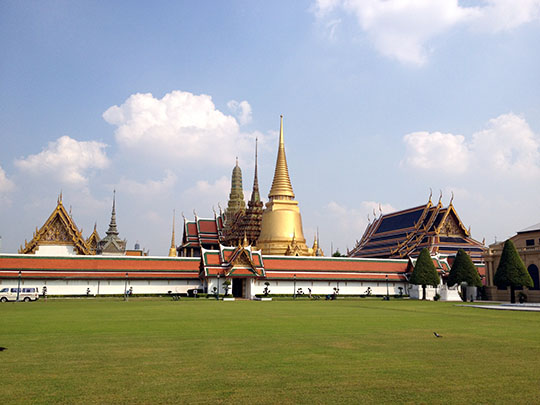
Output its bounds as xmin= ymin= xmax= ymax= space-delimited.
xmin=1 ymin=0 xmax=539 ymax=255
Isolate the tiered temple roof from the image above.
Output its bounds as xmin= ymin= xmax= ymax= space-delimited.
xmin=19 ymin=194 xmax=91 ymax=255
xmin=178 ymin=212 xmax=225 ymax=257
xmin=86 ymin=223 xmax=101 ymax=254
xmin=201 ymin=242 xmax=265 ymax=278
xmin=349 ymin=195 xmax=485 ymax=262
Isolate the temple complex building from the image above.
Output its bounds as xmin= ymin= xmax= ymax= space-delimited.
xmin=349 ymin=194 xmax=485 ymax=263
xmin=17 ymin=192 xmax=139 ymax=257
xmin=179 ymin=115 xmax=320 ymax=256
xmin=484 ymin=222 xmax=540 ymax=302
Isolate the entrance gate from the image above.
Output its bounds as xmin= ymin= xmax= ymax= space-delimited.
xmin=232 ymin=278 xmax=244 ymax=298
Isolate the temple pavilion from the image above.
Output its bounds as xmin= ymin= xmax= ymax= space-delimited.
xmin=349 ymin=193 xmax=485 ymax=263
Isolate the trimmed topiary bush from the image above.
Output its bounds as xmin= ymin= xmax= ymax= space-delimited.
xmin=494 ymin=240 xmax=533 ymax=303
xmin=410 ymin=248 xmax=440 ymax=300
xmin=448 ymin=249 xmax=482 ymax=302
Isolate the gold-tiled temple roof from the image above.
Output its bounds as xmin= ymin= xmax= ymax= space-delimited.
xmin=86 ymin=223 xmax=100 ymax=254
xmin=19 ymin=194 xmax=91 ymax=255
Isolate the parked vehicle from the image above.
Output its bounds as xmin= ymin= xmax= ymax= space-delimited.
xmin=0 ymin=287 xmax=40 ymax=302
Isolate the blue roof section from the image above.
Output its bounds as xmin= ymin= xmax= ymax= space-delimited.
xmin=430 ymin=211 xmax=446 ymax=231
xmin=370 ymin=232 xmax=408 ymax=242
xmin=374 ymin=206 xmax=425 ymax=234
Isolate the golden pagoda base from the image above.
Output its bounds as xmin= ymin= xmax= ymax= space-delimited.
xmin=257 ymin=199 xmax=312 ymax=256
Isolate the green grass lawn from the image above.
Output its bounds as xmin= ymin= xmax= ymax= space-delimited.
xmin=1 ymin=298 xmax=539 ymax=404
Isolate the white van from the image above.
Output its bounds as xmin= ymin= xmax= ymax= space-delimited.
xmin=0 ymin=287 xmax=40 ymax=302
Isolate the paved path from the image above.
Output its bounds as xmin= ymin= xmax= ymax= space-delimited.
xmin=457 ymin=303 xmax=540 ymax=312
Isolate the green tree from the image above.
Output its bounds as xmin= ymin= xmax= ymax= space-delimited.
xmin=494 ymin=240 xmax=533 ymax=303
xmin=410 ymin=248 xmax=440 ymax=300
xmin=332 ymin=250 xmax=345 ymax=257
xmin=448 ymin=249 xmax=482 ymax=302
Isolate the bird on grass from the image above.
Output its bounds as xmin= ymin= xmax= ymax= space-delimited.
xmin=0 ymin=347 xmax=7 ymax=351
xmin=433 ymin=332 xmax=442 ymax=338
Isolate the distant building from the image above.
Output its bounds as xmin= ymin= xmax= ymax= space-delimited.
xmin=484 ymin=223 xmax=540 ymax=302
xmin=19 ymin=192 xmax=137 ymax=257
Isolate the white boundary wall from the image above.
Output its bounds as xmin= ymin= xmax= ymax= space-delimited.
xmin=0 ymin=278 xmax=203 ymax=296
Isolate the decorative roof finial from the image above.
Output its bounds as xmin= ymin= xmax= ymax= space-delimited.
xmin=378 ymin=203 xmax=383 ymax=216
xmin=438 ymin=189 xmax=443 ymax=204
xmin=429 ymin=188 xmax=433 ymax=203
xmin=58 ymin=190 xmax=63 ymax=204
xmin=449 ymin=191 xmax=454 ymax=206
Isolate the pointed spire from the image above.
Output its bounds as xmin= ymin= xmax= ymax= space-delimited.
xmin=169 ymin=209 xmax=176 ymax=257
xmin=249 ymin=138 xmax=261 ymax=204
xmin=226 ymin=157 xmax=246 ymax=219
xmin=268 ymin=115 xmax=295 ymax=200
xmin=106 ymin=190 xmax=119 ymax=237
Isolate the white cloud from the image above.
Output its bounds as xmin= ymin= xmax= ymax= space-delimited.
xmin=326 ymin=200 xmax=396 ymax=251
xmin=182 ymin=176 xmax=231 ymax=215
xmin=314 ymin=0 xmax=540 ymax=65
xmin=227 ymin=100 xmax=252 ymax=125
xmin=15 ymin=136 xmax=109 ymax=185
xmin=402 ymin=131 xmax=470 ymax=174
xmin=401 ymin=113 xmax=540 ymax=178
xmin=470 ymin=113 xmax=540 ymax=177
xmin=474 ymin=0 xmax=540 ymax=32
xmin=118 ymin=170 xmax=177 ymax=197
xmin=0 ymin=166 xmax=14 ymax=193
xmin=103 ymin=91 xmax=257 ymax=167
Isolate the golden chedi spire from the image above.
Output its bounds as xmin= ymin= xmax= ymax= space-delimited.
xmin=169 ymin=209 xmax=176 ymax=257
xmin=268 ymin=115 xmax=295 ymax=200
xmin=258 ymin=115 xmax=311 ymax=256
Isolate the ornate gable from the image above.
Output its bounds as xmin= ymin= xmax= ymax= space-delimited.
xmin=436 ymin=205 xmax=469 ymax=237
xmin=19 ymin=195 xmax=91 ymax=255
xmin=86 ymin=224 xmax=100 ymax=255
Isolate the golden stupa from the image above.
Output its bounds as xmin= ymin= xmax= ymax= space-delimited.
xmin=257 ymin=116 xmax=312 ymax=256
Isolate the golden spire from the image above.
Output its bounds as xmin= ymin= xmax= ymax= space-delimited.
xmin=168 ymin=209 xmax=176 ymax=257
xmin=268 ymin=115 xmax=295 ymax=200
